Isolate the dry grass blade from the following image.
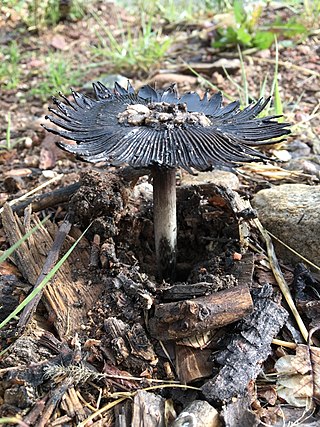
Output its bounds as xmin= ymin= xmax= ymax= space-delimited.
xmin=77 ymin=397 xmax=129 ymax=427
xmin=77 ymin=384 xmax=201 ymax=426
xmin=254 ymin=218 xmax=309 ymax=342
xmin=267 ymin=231 xmax=320 ymax=272
xmin=0 ymin=418 xmax=29 ymax=426
xmin=251 ymin=56 xmax=320 ymax=78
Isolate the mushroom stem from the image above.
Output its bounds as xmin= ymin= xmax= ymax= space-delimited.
xmin=152 ymin=167 xmax=177 ymax=282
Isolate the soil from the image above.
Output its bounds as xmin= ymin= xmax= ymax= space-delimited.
xmin=0 ymin=2 xmax=320 ymax=426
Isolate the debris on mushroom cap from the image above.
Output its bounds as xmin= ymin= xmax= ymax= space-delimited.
xmin=118 ymin=102 xmax=212 ymax=128
xmin=43 ymin=81 xmax=291 ymax=173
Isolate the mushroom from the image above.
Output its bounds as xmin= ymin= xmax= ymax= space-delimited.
xmin=43 ymin=81 xmax=290 ymax=281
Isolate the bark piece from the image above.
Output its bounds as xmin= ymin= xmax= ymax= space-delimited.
xmin=103 ymin=317 xmax=158 ymax=368
xmin=172 ymin=400 xmax=220 ymax=427
xmin=202 ymin=284 xmax=288 ymax=402
xmin=1 ymin=204 xmax=103 ymax=338
xmin=149 ymin=283 xmax=253 ymax=340
xmin=131 ymin=390 xmax=165 ymax=427
xmin=175 ymin=345 xmax=213 ymax=384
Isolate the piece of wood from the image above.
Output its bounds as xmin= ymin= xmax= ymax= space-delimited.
xmin=1 ymin=204 xmax=103 ymax=338
xmin=149 ymin=283 xmax=253 ymax=340
xmin=17 ymin=214 xmax=73 ymax=331
xmin=104 ymin=317 xmax=158 ymax=368
xmin=131 ymin=390 xmax=165 ymax=427
xmin=201 ymin=284 xmax=288 ymax=402
xmin=175 ymin=345 xmax=213 ymax=384
xmin=11 ymin=182 xmax=81 ymax=216
xmin=172 ymin=400 xmax=221 ymax=427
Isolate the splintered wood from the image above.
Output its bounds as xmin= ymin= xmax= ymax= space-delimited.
xmin=1 ymin=203 xmax=103 ymax=338
xmin=132 ymin=390 xmax=166 ymax=427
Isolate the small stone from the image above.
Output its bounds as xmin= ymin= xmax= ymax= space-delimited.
xmin=252 ymin=184 xmax=320 ymax=266
xmin=24 ymin=137 xmax=33 ymax=148
xmin=286 ymin=140 xmax=311 ymax=158
xmin=272 ymin=150 xmax=291 ymax=162
xmin=42 ymin=170 xmax=56 ymax=178
xmin=284 ymin=158 xmax=320 ymax=176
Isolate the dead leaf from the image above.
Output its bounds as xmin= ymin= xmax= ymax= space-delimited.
xmin=275 ymin=344 xmax=313 ymax=407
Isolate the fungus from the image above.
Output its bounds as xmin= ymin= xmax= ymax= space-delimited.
xmin=43 ymin=81 xmax=290 ymax=281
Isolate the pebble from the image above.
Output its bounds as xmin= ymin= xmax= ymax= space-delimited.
xmin=285 ymin=140 xmax=311 ymax=158
xmin=252 ymin=184 xmax=320 ymax=267
xmin=284 ymin=157 xmax=320 ymax=177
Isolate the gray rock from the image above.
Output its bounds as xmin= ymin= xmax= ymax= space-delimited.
xmin=285 ymin=140 xmax=311 ymax=158
xmin=284 ymin=157 xmax=320 ymax=177
xmin=252 ymin=184 xmax=320 ymax=267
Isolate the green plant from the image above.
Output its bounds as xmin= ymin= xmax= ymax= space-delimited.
xmin=187 ymin=40 xmax=284 ymax=118
xmin=92 ymin=14 xmax=172 ymax=73
xmin=0 ymin=41 xmax=21 ymax=90
xmin=0 ymin=112 xmax=23 ymax=151
xmin=222 ymin=43 xmax=284 ymax=117
xmin=212 ymin=0 xmax=308 ymax=50
xmin=0 ymin=113 xmax=13 ymax=151
xmin=117 ymin=0 xmax=230 ymax=23
xmin=28 ymin=52 xmax=82 ymax=100
xmin=2 ymin=0 xmax=86 ymax=30
xmin=213 ymin=1 xmax=274 ymax=50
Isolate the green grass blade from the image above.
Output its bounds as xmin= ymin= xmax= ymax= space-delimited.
xmin=0 ymin=222 xmax=91 ymax=330
xmin=237 ymin=45 xmax=249 ymax=106
xmin=271 ymin=37 xmax=284 ymax=119
xmin=0 ymin=214 xmax=51 ymax=265
xmin=183 ymin=62 xmax=234 ymax=101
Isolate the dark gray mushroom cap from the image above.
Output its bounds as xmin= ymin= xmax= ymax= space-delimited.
xmin=43 ymin=81 xmax=291 ymax=172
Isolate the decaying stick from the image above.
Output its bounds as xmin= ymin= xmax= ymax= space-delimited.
xmin=12 ymin=182 xmax=80 ymax=215
xmin=149 ymin=283 xmax=253 ymax=340
xmin=10 ymin=166 xmax=149 ymax=216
